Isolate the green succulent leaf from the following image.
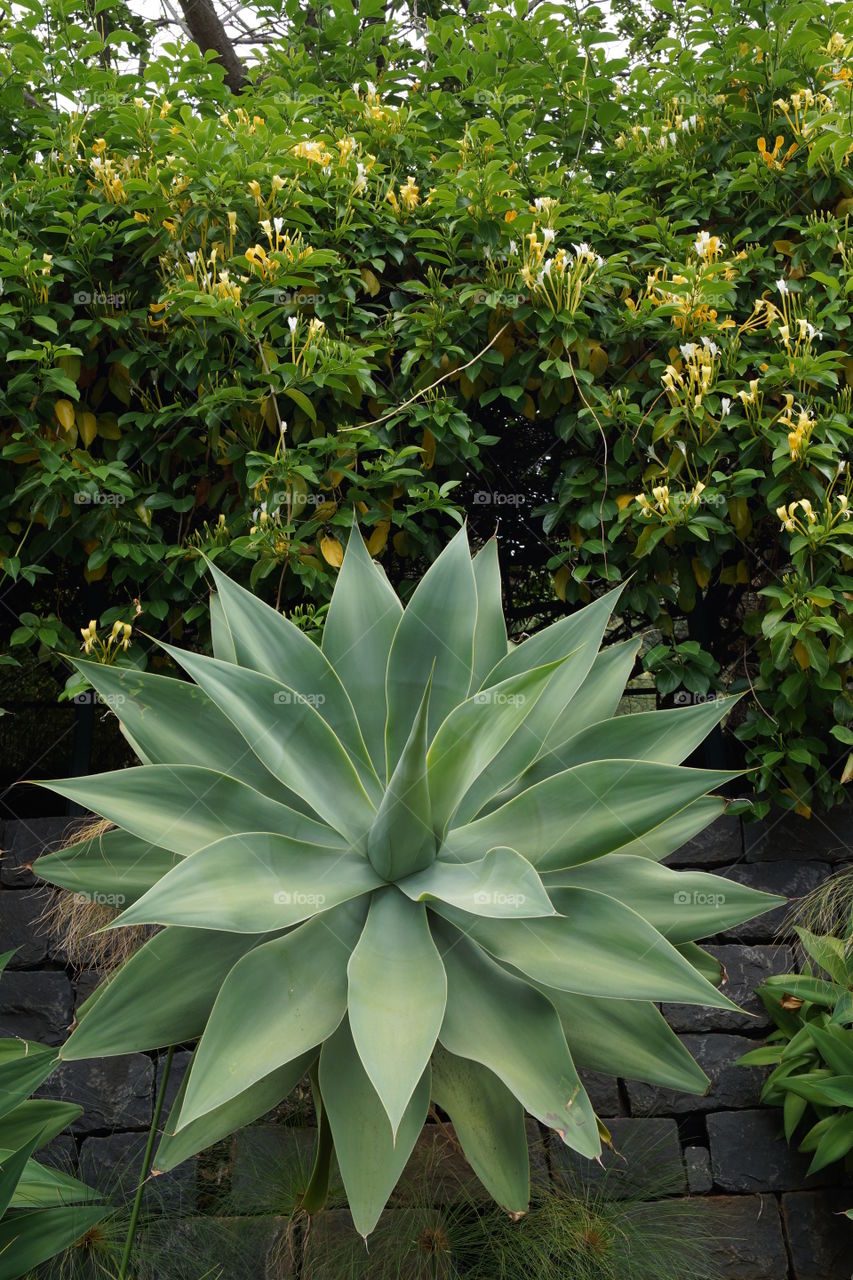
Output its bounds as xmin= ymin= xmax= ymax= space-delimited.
xmin=611 ymin=796 xmax=726 ymax=860
xmin=367 ymin=676 xmax=435 ymax=880
xmin=319 ymin=1018 xmax=430 ymax=1239
xmin=471 ymin=539 xmax=508 ymax=688
xmin=347 ymin=889 xmax=446 ymax=1135
xmin=35 ymin=828 xmax=179 ymax=906
xmin=209 ymin=589 xmax=237 ymax=663
xmin=398 ymin=847 xmax=555 ymax=918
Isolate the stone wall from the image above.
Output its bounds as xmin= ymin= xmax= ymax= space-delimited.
xmin=1 ymin=807 xmax=852 ymax=1280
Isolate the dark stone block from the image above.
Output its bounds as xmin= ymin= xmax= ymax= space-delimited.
xmin=79 ymin=1131 xmax=195 ymax=1211
xmin=139 ymin=1216 xmax=292 ymax=1280
xmin=694 ymin=1194 xmax=788 ymax=1280
xmin=716 ymin=861 xmax=829 ymax=943
xmin=708 ymin=1109 xmax=834 ymax=1192
xmin=782 ymin=1190 xmax=853 ymax=1280
xmin=0 ymin=887 xmax=50 ymax=966
xmin=2 ymin=817 xmax=89 ymax=887
xmin=627 ymin=1033 xmax=763 ymax=1115
xmin=35 ymin=1055 xmax=153 ymax=1134
xmin=663 ymin=944 xmax=794 ymax=1032
xmin=665 ymin=815 xmax=743 ymax=868
xmin=744 ymin=805 xmax=853 ymax=864
xmin=39 ymin=1134 xmax=77 ymax=1173
xmin=685 ymin=1145 xmax=712 ymax=1193
xmin=0 ymin=970 xmax=73 ymax=1044
xmin=73 ymin=970 xmax=103 ymax=1010
xmin=580 ymin=1068 xmax=623 ymax=1117
xmin=551 ymin=1116 xmax=685 ymax=1197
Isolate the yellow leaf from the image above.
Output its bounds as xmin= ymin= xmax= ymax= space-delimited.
xmin=727 ymin=496 xmax=752 ymax=538
xmin=837 ymin=197 xmax=853 ymax=218
xmin=393 ymin=530 xmax=409 ymax=557
xmin=77 ymin=410 xmax=98 ymax=447
xmin=588 ymin=344 xmax=608 ymax=377
xmin=58 ymin=354 xmax=82 ymax=382
xmin=313 ymin=500 xmax=337 ymax=521
xmin=84 ymin=561 xmax=107 ymax=583
xmin=691 ymin=557 xmax=711 ymax=589
xmin=421 ymin=428 xmax=436 ymax=470
xmin=793 ymin=640 xmax=811 ymax=669
xmin=108 ymin=363 xmax=131 ymax=406
xmin=568 ymin=523 xmax=583 ymax=549
xmin=615 ymin=494 xmax=634 ymax=512
xmin=773 ymin=239 xmax=796 ymax=255
xmin=841 ymin=753 xmax=853 ymax=785
xmin=55 ymin=399 xmax=76 ymax=431
xmin=360 ymin=267 xmax=381 ymax=297
xmin=366 ymin=520 xmax=390 ymax=556
xmin=522 ymin=393 xmax=536 ymax=421
xmin=98 ymin=414 xmax=121 ymax=440
xmin=261 ymin=395 xmax=278 ymax=430
xmin=553 ymin=565 xmax=571 ymax=601
xmin=320 ymin=535 xmax=344 ymax=567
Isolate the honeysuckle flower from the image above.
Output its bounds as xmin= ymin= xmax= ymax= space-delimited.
xmin=227 ymin=211 xmax=237 ymax=234
xmin=354 ymin=163 xmax=368 ymax=194
xmin=288 ymin=316 xmax=298 ymax=333
xmin=776 ymin=278 xmax=788 ymax=295
xmin=721 ymin=397 xmax=731 ymax=417
xmin=542 ymin=228 xmax=555 ymax=245
xmin=652 ymin=484 xmax=670 ymax=511
xmin=680 ymin=343 xmax=696 ymax=359
xmin=701 ymin=337 xmax=718 ymax=355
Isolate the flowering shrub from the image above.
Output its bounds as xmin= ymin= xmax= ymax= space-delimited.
xmin=1 ymin=0 xmax=852 ymax=813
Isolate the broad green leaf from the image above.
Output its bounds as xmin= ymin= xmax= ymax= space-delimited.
xmin=805 ymin=1023 xmax=853 ymax=1076
xmin=10 ymin=1158 xmax=101 ymax=1209
xmin=35 ymin=827 xmax=179 ymax=906
xmin=39 ymin=766 xmax=342 ymax=858
xmin=470 ymin=539 xmax=507 ymax=688
xmin=430 ymin=1043 xmax=529 ymax=1214
xmin=0 ymin=1206 xmax=107 ymax=1277
xmin=209 ymin=590 xmax=237 ymax=662
xmin=347 ymin=890 xmax=446 ymax=1135
xmin=434 ymin=924 xmax=600 ymax=1157
xmin=70 ymin=659 xmax=293 ymax=805
xmin=794 ymin=928 xmax=851 ymax=987
xmin=367 ymin=677 xmax=435 ymax=880
xmin=0 ymin=1101 xmax=81 ymax=1155
xmin=322 ymin=526 xmax=403 ymax=774
xmin=610 ymin=796 xmax=725 ymax=860
xmin=178 ymin=901 xmax=367 ymax=1126
xmin=385 ymin=525 xmax=477 ymax=771
xmin=544 ymin=990 xmax=709 ymax=1094
xmin=319 ymin=1019 xmax=430 ymax=1239
xmin=62 ymin=927 xmax=264 ymax=1059
xmin=763 ymin=974 xmax=843 ymax=1008
xmin=206 ymin=561 xmax=380 ymax=795
xmin=442 ymin=762 xmax=738 ymax=870
xmin=483 ymin=585 xmax=624 ymax=686
xmin=805 ymin=1111 xmax=853 ymax=1174
xmin=0 ymin=1132 xmax=42 ymax=1217
xmin=544 ymin=854 xmax=784 ymax=943
xmin=155 ymin=1050 xmax=317 ymax=1174
xmin=436 ymin=890 xmax=738 ymax=1008
xmin=675 ymin=942 xmax=725 ymax=986
xmin=113 ymin=834 xmax=381 ymax=933
xmin=399 ymin=847 xmax=555 ymax=919
xmin=427 ymin=659 xmax=565 ymax=835
xmin=0 ymin=1048 xmax=57 ymax=1122
xmin=160 ymin=647 xmax=378 ymax=844
xmin=542 ymin=639 xmax=641 ymax=750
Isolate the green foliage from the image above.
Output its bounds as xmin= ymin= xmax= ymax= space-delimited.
xmin=2 ymin=0 xmax=853 ymax=813
xmin=740 ymin=868 xmax=853 ymax=1210
xmin=35 ymin=529 xmax=781 ymax=1237
xmin=0 ymin=951 xmax=107 ymax=1280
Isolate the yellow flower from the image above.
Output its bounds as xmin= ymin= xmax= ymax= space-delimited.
xmin=399 ymin=175 xmax=419 ymax=211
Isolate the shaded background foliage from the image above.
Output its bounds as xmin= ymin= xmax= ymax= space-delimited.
xmin=1 ymin=0 xmax=853 ymax=814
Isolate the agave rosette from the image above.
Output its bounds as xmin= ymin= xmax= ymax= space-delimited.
xmin=36 ymin=527 xmax=782 ymax=1235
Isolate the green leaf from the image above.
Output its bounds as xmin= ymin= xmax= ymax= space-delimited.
xmin=367 ymin=677 xmax=435 ymax=880
xmin=385 ymin=525 xmax=477 ymax=771
xmin=113 ymin=834 xmax=382 ymax=933
xmin=610 ymin=796 xmax=725 ymax=860
xmin=0 ymin=1047 xmax=57 ymax=1122
xmin=0 ymin=1131 xmax=43 ymax=1218
xmin=434 ymin=923 xmax=600 ymax=1157
xmin=399 ymin=847 xmax=555 ymax=918
xmin=470 ymin=539 xmax=507 ymax=688
xmin=347 ymin=889 xmax=446 ymax=1135
xmin=178 ymin=901 xmax=367 ymax=1126
xmin=430 ymin=1043 xmax=529 ymax=1214
xmin=39 ymin=766 xmax=343 ymax=857
xmin=209 ymin=590 xmax=237 ymax=663
xmin=35 ymin=827 xmax=179 ymax=905
xmin=319 ymin=1019 xmax=430 ymax=1239
xmin=0 ymin=1101 xmax=81 ymax=1155
xmin=0 ymin=1206 xmax=107 ymax=1277
xmin=322 ymin=526 xmax=402 ymax=775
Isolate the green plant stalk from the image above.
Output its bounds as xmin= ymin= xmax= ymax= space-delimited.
xmin=300 ymin=1064 xmax=334 ymax=1215
xmin=118 ymin=1044 xmax=175 ymax=1280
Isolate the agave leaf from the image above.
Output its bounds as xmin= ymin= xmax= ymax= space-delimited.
xmin=367 ymin=677 xmax=435 ymax=880
xmin=427 ymin=659 xmax=567 ymax=836
xmin=544 ymin=990 xmax=709 ymax=1094
xmin=398 ymin=847 xmax=555 ymax=919
xmin=456 ymin=590 xmax=624 ymax=825
xmin=442 ymin=762 xmax=739 ymax=870
xmin=384 ymin=525 xmax=477 ymax=772
xmin=430 ymin=1043 xmax=529 ymax=1214
xmin=62 ymin=927 xmax=266 ymax=1060
xmin=675 ymin=942 xmax=725 ymax=986
xmin=542 ymin=638 xmax=641 ymax=749
xmin=155 ymin=1049 xmax=317 ymax=1174
xmin=209 ymin=590 xmax=237 ymax=662
xmin=71 ymin=659 xmax=295 ymax=806
xmin=319 ymin=1019 xmax=430 ymax=1239
xmin=610 ymin=795 xmax=726 ymax=860
xmin=348 ymin=889 xmax=446 ymax=1135
xmin=206 ymin=560 xmax=380 ymax=793
xmin=322 ymin=526 xmax=403 ymax=774
xmin=471 ymin=539 xmax=507 ymax=688
xmin=436 ymin=890 xmax=739 ymax=1009
xmin=38 ymin=766 xmax=343 ymax=858
xmin=434 ymin=923 xmax=600 ymax=1157
xmin=113 ymin=834 xmax=381 ymax=934
xmin=0 ymin=1206 xmax=107 ymax=1277
xmin=178 ymin=901 xmax=366 ymax=1127
xmin=160 ymin=647 xmax=379 ymax=841
xmin=544 ymin=854 xmax=785 ymax=943
xmin=36 ymin=828 xmax=179 ymax=906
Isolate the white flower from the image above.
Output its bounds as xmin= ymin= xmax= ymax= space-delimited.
xmin=274 ymin=216 xmax=284 ymax=235
xmin=680 ymin=343 xmax=696 ymax=359
xmin=721 ymin=397 xmax=731 ymax=417
xmin=542 ymin=228 xmax=555 ymax=245
xmin=701 ymin=336 xmax=718 ymax=355
xmin=776 ymin=278 xmax=788 ymax=295
xmin=508 ymin=240 xmax=518 ymax=255
xmin=694 ymin=230 xmax=710 ymax=257
xmin=354 ymin=163 xmax=367 ymax=193
xmin=366 ymin=81 xmax=376 ymax=96
xmin=288 ymin=316 xmax=298 ymax=332
xmin=187 ymin=250 xmax=197 ymax=265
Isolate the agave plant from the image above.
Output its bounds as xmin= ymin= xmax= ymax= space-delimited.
xmin=36 ymin=527 xmax=782 ymax=1237
xmin=0 ymin=951 xmax=107 ymax=1279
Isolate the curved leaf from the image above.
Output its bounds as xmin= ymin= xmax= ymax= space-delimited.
xmin=398 ymin=847 xmax=555 ymax=919
xmin=35 ymin=827 xmax=179 ymax=906
xmin=367 ymin=677 xmax=435 ymax=880
xmin=471 ymin=539 xmax=507 ymax=688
